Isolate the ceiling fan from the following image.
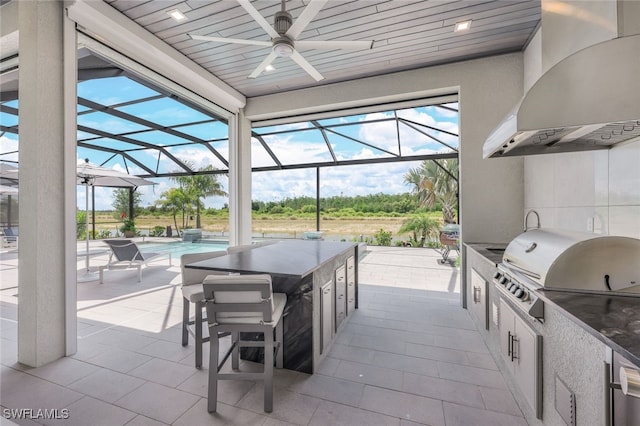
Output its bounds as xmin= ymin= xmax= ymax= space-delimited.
xmin=188 ymin=0 xmax=374 ymax=81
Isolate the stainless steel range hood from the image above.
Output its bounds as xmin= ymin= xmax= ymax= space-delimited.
xmin=483 ymin=34 xmax=640 ymax=158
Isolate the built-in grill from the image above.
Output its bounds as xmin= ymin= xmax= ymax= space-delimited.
xmin=493 ymin=228 xmax=640 ymax=321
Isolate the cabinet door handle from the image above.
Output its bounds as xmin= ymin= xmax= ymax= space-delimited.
xmin=510 ymin=335 xmax=519 ymax=362
xmin=507 ymin=331 xmax=512 ymax=357
xmin=473 ymin=286 xmax=481 ymax=303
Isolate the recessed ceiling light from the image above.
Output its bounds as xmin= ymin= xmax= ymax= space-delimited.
xmin=265 ymin=65 xmax=276 ymax=72
xmin=454 ymin=20 xmax=472 ymax=32
xmin=167 ymin=9 xmax=187 ymax=21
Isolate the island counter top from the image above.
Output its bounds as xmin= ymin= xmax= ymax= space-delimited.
xmin=184 ymin=239 xmax=359 ymax=374
xmin=185 ymin=240 xmax=357 ymax=278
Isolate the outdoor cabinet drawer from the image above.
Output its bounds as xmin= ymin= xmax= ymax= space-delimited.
xmin=335 ymin=266 xmax=346 ymax=330
xmin=346 ymin=256 xmax=356 ymax=315
xmin=320 ymin=280 xmax=333 ymax=355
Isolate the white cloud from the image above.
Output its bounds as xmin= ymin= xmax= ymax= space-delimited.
xmin=0 ymin=134 xmax=19 ymax=162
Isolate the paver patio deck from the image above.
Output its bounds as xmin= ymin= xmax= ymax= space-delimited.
xmin=0 ymin=243 xmax=526 ymax=425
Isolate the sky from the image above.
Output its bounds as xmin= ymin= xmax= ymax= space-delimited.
xmin=0 ymin=75 xmax=459 ymax=211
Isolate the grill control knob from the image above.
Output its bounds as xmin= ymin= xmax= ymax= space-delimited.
xmin=510 ymin=284 xmax=519 ymax=294
xmin=515 ymin=288 xmax=525 ymax=299
xmin=507 ymin=282 xmax=516 ymax=291
xmin=499 ymin=277 xmax=508 ymax=286
xmin=493 ymin=272 xmax=501 ymax=280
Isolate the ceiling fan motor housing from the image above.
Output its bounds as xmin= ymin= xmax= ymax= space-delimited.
xmin=274 ymin=10 xmax=292 ymax=35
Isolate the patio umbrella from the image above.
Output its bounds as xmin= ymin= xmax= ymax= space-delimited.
xmin=77 ymin=159 xmax=155 ymax=282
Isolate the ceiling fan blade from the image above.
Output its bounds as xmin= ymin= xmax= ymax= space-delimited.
xmin=248 ymin=52 xmax=278 ymax=79
xmin=237 ymin=0 xmax=279 ymax=39
xmin=189 ymin=34 xmax=271 ymax=47
xmin=295 ymin=40 xmax=374 ymax=50
xmin=286 ymin=0 xmax=328 ymax=39
xmin=290 ymin=50 xmax=324 ymax=81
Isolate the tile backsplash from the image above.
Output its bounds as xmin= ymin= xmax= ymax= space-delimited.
xmin=524 ymin=138 xmax=640 ymax=238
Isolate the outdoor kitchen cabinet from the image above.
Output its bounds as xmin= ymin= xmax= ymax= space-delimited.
xmin=346 ymin=256 xmax=356 ymax=315
xmin=470 ymin=269 xmax=489 ymax=330
xmin=320 ymin=280 xmax=333 ymax=355
xmin=335 ymin=265 xmax=346 ymax=331
xmin=499 ymin=298 xmax=542 ymax=419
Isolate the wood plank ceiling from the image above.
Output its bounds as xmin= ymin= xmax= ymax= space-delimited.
xmin=105 ymin=0 xmax=541 ymax=98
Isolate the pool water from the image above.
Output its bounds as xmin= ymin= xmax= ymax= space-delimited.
xmin=138 ymin=240 xmax=228 ymax=257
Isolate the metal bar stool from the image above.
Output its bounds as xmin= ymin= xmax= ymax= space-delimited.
xmin=203 ymin=274 xmax=286 ymax=413
xmin=180 ymin=251 xmax=228 ymax=368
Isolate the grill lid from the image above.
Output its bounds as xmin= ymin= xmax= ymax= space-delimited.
xmin=502 ymin=229 xmax=640 ymax=294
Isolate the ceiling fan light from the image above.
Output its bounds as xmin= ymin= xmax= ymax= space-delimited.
xmin=273 ymin=41 xmax=294 ymax=57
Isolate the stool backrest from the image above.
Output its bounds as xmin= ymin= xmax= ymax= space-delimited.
xmin=203 ymin=274 xmax=274 ymax=324
xmin=180 ymin=251 xmax=227 ymax=287
xmin=226 ymin=244 xmax=255 ymax=254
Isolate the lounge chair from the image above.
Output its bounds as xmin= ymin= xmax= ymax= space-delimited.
xmin=99 ymin=239 xmax=171 ymax=283
xmin=2 ymin=228 xmax=18 ymax=248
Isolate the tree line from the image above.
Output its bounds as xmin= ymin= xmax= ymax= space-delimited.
xmin=251 ymin=193 xmax=422 ymax=215
xmin=108 ymin=158 xmax=459 ymax=241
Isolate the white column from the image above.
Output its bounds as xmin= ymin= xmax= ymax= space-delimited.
xmin=228 ymin=110 xmax=253 ymax=245
xmin=63 ymin=6 xmax=78 ymax=357
xmin=18 ymin=0 xmax=75 ymax=366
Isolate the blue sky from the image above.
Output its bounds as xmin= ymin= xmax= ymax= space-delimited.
xmin=0 ymin=76 xmax=459 ymax=210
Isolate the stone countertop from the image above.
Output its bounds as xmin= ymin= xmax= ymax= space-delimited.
xmin=185 ymin=240 xmax=357 ymax=278
xmin=465 ymin=243 xmax=508 ymax=266
xmin=538 ymin=290 xmax=640 ymax=367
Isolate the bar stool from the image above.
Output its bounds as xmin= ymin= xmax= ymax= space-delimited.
xmin=180 ymin=251 xmax=227 ymax=368
xmin=202 ymin=274 xmax=286 ymax=413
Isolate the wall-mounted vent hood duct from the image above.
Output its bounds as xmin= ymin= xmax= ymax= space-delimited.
xmin=483 ymin=34 xmax=640 ymax=158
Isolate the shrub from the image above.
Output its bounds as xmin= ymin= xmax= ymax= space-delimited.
xmin=269 ymin=206 xmax=284 ymax=214
xmin=373 ymin=228 xmax=392 ymax=246
xmin=76 ymin=211 xmax=87 ymax=239
xmin=149 ymin=226 xmax=165 ymax=237
xmin=119 ymin=218 xmax=136 ymax=235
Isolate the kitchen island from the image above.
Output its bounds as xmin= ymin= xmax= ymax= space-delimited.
xmin=185 ymin=240 xmax=358 ymax=374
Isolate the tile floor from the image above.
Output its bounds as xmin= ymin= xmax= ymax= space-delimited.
xmin=0 ymin=244 xmax=527 ymax=425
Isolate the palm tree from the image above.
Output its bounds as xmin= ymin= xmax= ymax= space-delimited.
xmin=404 ymin=159 xmax=458 ymax=224
xmin=398 ymin=215 xmax=441 ymax=247
xmin=171 ymin=163 xmax=227 ymax=229
xmin=156 ymin=187 xmax=190 ymax=237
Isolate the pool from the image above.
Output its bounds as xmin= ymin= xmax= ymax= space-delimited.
xmin=137 ymin=240 xmax=229 ymax=257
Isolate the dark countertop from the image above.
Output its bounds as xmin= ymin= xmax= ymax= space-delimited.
xmin=465 ymin=243 xmax=507 ymax=266
xmin=185 ymin=240 xmax=357 ymax=277
xmin=538 ymin=290 xmax=640 ymax=367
